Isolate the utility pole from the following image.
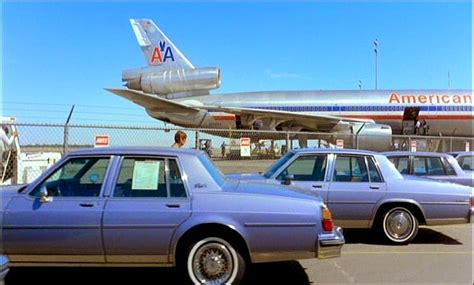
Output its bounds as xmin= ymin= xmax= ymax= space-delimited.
xmin=374 ymin=39 xmax=378 ymax=90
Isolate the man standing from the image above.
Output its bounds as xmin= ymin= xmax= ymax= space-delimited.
xmin=221 ymin=142 xmax=226 ymax=158
xmin=171 ymin=130 xmax=187 ymax=148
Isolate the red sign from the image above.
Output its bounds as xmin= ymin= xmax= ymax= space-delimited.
xmin=240 ymin=137 xmax=251 ymax=147
xmin=95 ymin=135 xmax=110 ymax=148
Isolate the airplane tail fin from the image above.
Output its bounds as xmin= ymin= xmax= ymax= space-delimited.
xmin=130 ymin=19 xmax=194 ymax=70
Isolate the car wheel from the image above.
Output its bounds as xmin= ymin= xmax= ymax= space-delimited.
xmin=185 ymin=236 xmax=245 ymax=285
xmin=381 ymin=207 xmax=419 ymax=244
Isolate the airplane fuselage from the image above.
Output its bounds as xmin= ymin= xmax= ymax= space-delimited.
xmin=150 ymin=89 xmax=473 ymax=137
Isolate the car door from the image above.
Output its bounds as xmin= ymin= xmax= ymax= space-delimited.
xmin=274 ymin=154 xmax=329 ymax=202
xmin=102 ymin=156 xmax=191 ymax=263
xmin=327 ymin=155 xmax=386 ymax=228
xmin=3 ymin=156 xmax=111 ymax=263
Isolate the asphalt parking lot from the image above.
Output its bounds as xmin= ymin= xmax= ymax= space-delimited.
xmin=5 ymin=224 xmax=472 ymax=285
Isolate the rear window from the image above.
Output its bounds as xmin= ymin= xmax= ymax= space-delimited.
xmin=457 ymin=155 xmax=474 ymax=171
xmin=198 ymin=153 xmax=225 ymax=186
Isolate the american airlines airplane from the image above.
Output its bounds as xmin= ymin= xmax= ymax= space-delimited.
xmin=107 ymin=19 xmax=473 ymax=151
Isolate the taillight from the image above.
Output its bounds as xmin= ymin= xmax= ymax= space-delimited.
xmin=470 ymin=196 xmax=474 ymax=208
xmin=322 ymin=206 xmax=334 ymax=232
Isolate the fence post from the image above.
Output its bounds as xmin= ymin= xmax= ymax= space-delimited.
xmin=195 ymin=130 xmax=200 ymax=150
xmin=286 ymin=132 xmax=290 ymax=152
xmin=63 ymin=125 xmax=69 ymax=154
xmin=354 ymin=133 xmax=359 ymax=150
xmin=62 ymin=105 xmax=75 ymax=155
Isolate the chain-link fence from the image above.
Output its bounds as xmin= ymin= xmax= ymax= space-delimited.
xmin=1 ymin=122 xmax=473 ymax=185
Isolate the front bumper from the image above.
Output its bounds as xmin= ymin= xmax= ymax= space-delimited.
xmin=317 ymin=227 xmax=345 ymax=259
xmin=0 ymin=255 xmax=9 ymax=281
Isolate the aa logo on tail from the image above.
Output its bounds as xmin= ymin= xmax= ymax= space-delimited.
xmin=150 ymin=41 xmax=175 ymax=64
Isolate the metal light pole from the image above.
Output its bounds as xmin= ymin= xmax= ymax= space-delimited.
xmin=374 ymin=39 xmax=378 ymax=90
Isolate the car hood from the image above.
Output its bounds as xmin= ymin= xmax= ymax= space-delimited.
xmin=226 ymin=172 xmax=266 ymax=180
xmin=223 ymin=180 xmax=323 ymax=203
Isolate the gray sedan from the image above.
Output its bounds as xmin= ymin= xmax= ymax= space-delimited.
xmin=450 ymin=151 xmax=474 ymax=172
xmin=229 ymin=148 xmax=472 ymax=244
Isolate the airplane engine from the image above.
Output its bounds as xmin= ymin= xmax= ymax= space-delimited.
xmin=124 ymin=67 xmax=221 ymax=95
xmin=356 ymin=123 xmax=392 ymax=151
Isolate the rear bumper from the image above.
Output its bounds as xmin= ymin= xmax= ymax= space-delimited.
xmin=317 ymin=227 xmax=345 ymax=259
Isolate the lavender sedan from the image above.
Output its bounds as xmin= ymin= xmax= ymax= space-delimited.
xmin=0 ymin=147 xmax=343 ymax=285
xmin=384 ymin=151 xmax=473 ymax=187
xmin=449 ymin=151 xmax=474 ymax=172
xmin=229 ymin=149 xmax=473 ymax=244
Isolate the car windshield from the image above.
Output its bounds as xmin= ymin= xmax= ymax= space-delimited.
xmin=198 ymin=153 xmax=225 ymax=186
xmin=263 ymin=151 xmax=295 ymax=178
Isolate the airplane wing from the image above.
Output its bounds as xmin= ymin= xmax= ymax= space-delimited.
xmin=105 ymin=88 xmax=200 ymax=113
xmin=198 ymin=105 xmax=375 ymax=132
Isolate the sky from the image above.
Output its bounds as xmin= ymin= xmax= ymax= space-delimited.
xmin=1 ymin=1 xmax=472 ymax=126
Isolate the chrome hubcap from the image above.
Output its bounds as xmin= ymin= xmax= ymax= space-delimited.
xmin=385 ymin=209 xmax=413 ymax=240
xmin=193 ymin=242 xmax=233 ymax=284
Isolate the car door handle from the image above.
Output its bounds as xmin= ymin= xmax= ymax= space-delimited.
xmin=79 ymin=202 xmax=96 ymax=208
xmin=166 ymin=204 xmax=181 ymax=208
xmin=369 ymin=186 xmax=380 ymax=190
xmin=312 ymin=185 xmax=323 ymax=188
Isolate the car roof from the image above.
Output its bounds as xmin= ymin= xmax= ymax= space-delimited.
xmin=450 ymin=151 xmax=474 ymax=157
xmin=382 ymin=151 xmax=451 ymax=157
xmin=66 ymin=146 xmax=202 ymax=157
xmin=292 ymin=148 xmax=378 ymax=156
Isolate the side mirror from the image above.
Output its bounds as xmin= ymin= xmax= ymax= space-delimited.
xmin=282 ymin=174 xmax=294 ymax=186
xmin=39 ymin=186 xmax=53 ymax=203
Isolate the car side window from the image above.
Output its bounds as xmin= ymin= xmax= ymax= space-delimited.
xmin=413 ymin=157 xmax=427 ymax=175
xmin=457 ymin=156 xmax=473 ymax=171
xmin=114 ymin=158 xmax=167 ymax=198
xmin=30 ymin=157 xmax=110 ymax=197
xmin=388 ymin=156 xmax=409 ymax=174
xmin=442 ymin=157 xmax=456 ymax=176
xmin=276 ymin=155 xmax=327 ymax=182
xmin=168 ymin=159 xmax=187 ymax=197
xmin=333 ymin=156 xmax=368 ymax=182
xmin=422 ymin=157 xmax=445 ymax=176
xmin=367 ymin=157 xmax=383 ymax=183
